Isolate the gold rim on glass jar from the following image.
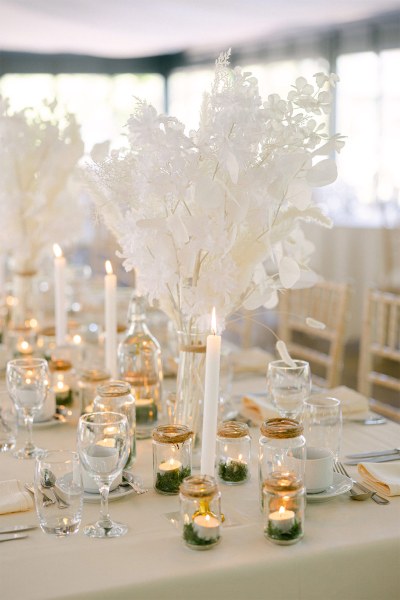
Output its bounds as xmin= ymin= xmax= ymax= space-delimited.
xmin=260 ymin=418 xmax=304 ymax=439
xmin=97 ymin=380 xmax=131 ymax=398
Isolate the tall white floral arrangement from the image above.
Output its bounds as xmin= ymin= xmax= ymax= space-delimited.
xmin=0 ymin=97 xmax=85 ymax=271
xmin=88 ymin=51 xmax=343 ymax=331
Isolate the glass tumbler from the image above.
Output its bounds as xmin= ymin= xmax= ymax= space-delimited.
xmin=301 ymin=396 xmax=342 ymax=459
xmin=267 ymin=360 xmax=311 ymax=419
xmin=34 ymin=450 xmax=83 ymax=536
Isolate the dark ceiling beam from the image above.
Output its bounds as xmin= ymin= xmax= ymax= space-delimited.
xmin=0 ymin=50 xmax=185 ymax=77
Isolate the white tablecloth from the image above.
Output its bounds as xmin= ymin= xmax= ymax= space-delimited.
xmin=1 ymin=377 xmax=399 ymax=600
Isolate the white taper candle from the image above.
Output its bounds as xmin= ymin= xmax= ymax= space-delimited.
xmin=53 ymin=244 xmax=67 ymax=347
xmin=200 ymin=307 xmax=221 ymax=476
xmin=105 ymin=260 xmax=117 ymax=378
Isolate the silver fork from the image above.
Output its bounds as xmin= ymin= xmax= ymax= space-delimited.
xmin=334 ymin=461 xmax=389 ymax=505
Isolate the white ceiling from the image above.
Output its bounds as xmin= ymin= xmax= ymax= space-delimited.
xmin=0 ymin=0 xmax=400 ymax=58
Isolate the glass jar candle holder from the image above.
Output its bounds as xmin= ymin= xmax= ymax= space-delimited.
xmin=259 ymin=418 xmax=306 ymax=508
xmin=263 ymin=471 xmax=305 ymax=545
xmin=7 ymin=325 xmax=37 ymax=358
xmin=217 ymin=421 xmax=251 ymax=485
xmin=78 ymin=369 xmax=111 ymax=415
xmin=152 ymin=424 xmax=192 ymax=495
xmin=179 ymin=475 xmax=222 ymax=550
xmin=49 ymin=359 xmax=75 ymax=406
xmin=93 ymin=381 xmax=136 ymax=467
xmin=36 ymin=326 xmax=57 ymax=361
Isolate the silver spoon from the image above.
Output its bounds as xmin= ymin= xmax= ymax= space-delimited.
xmin=121 ymin=471 xmax=148 ymax=494
xmin=41 ymin=469 xmax=69 ymax=508
xmin=24 ymin=483 xmax=54 ymax=507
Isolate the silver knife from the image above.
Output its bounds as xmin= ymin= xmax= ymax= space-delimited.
xmin=0 ymin=524 xmax=37 ymax=535
xmin=346 ymin=448 xmax=400 ymax=459
xmin=345 ymin=454 xmax=400 ymax=465
xmin=0 ymin=533 xmax=29 ymax=542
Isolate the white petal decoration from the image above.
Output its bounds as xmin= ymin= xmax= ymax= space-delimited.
xmin=279 ymin=257 xmax=301 ymax=288
xmin=306 ymin=317 xmax=326 ymax=330
xmin=306 ymin=159 xmax=337 ymax=187
xmin=264 ymin=290 xmax=278 ymax=309
xmin=286 ymin=179 xmax=312 ymax=210
xmin=276 ymin=340 xmax=296 ymax=367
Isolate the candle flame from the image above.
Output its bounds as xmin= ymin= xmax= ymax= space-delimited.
xmin=211 ymin=307 xmax=217 ymax=335
xmin=72 ymin=334 xmax=82 ymax=345
xmin=53 ymin=244 xmax=63 ymax=258
xmin=105 ymin=260 xmax=113 ymax=275
xmin=21 ymin=341 xmax=29 ymax=351
xmin=279 ymin=506 xmax=285 ymax=514
xmin=205 ymin=514 xmax=211 ymax=522
xmin=57 ymin=381 xmax=64 ymax=390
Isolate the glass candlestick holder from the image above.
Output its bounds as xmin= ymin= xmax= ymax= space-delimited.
xmin=179 ymin=475 xmax=222 ymax=550
xmin=78 ymin=369 xmax=111 ymax=415
xmin=263 ymin=471 xmax=305 ymax=545
xmin=217 ymin=421 xmax=251 ymax=485
xmin=152 ymin=424 xmax=192 ymax=495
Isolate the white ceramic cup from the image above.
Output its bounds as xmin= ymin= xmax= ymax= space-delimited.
xmin=305 ymin=446 xmax=334 ymax=493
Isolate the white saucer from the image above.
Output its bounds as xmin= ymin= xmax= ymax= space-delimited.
xmin=83 ymin=485 xmax=135 ymax=503
xmin=306 ymin=472 xmax=352 ymax=502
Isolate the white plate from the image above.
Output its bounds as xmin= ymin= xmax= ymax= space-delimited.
xmin=32 ymin=415 xmax=65 ymax=428
xmin=83 ymin=484 xmax=135 ymax=503
xmin=306 ymin=472 xmax=352 ymax=502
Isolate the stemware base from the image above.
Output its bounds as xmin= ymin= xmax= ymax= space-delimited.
xmin=14 ymin=446 xmax=45 ymax=459
xmin=83 ymin=520 xmax=128 ymax=538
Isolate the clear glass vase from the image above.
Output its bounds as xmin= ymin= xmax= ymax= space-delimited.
xmin=174 ymin=328 xmax=207 ymax=448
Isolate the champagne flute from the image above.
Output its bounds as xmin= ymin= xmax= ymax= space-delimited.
xmin=267 ymin=360 xmax=311 ymax=419
xmin=6 ymin=358 xmax=49 ymax=459
xmin=77 ymin=412 xmax=130 ymax=538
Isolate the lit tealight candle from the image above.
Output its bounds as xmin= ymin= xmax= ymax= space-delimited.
xmin=17 ymin=340 xmax=33 ymax=356
xmin=193 ymin=513 xmax=220 ymax=541
xmin=268 ymin=506 xmax=295 ymax=533
xmin=158 ymin=458 xmax=182 ymax=473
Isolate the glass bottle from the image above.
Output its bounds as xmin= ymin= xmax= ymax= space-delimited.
xmin=263 ymin=471 xmax=305 ymax=545
xmin=93 ymin=380 xmax=136 ymax=467
xmin=217 ymin=421 xmax=251 ymax=485
xmin=259 ymin=418 xmax=306 ymax=508
xmin=179 ymin=475 xmax=222 ymax=550
xmin=152 ymin=424 xmax=192 ymax=495
xmin=118 ymin=291 xmax=163 ymax=439
xmin=78 ymin=369 xmax=111 ymax=415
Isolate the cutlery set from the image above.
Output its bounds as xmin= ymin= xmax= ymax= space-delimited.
xmin=345 ymin=448 xmax=400 ymax=465
xmin=0 ymin=524 xmax=37 ymax=543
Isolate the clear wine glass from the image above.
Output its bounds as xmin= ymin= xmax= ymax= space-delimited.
xmin=77 ymin=412 xmax=130 ymax=538
xmin=267 ymin=360 xmax=311 ymax=420
xmin=6 ymin=358 xmax=49 ymax=459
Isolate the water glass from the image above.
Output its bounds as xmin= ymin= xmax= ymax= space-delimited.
xmin=6 ymin=358 xmax=49 ymax=458
xmin=267 ymin=360 xmax=311 ymax=419
xmin=301 ymin=396 xmax=342 ymax=459
xmin=77 ymin=412 xmax=130 ymax=538
xmin=34 ymin=450 xmax=83 ymax=536
xmin=0 ymin=391 xmax=18 ymax=452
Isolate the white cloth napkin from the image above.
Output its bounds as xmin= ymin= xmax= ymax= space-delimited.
xmin=311 ymin=386 xmax=369 ymax=417
xmin=231 ymin=347 xmax=274 ymax=375
xmin=358 ymin=463 xmax=400 ymax=497
xmin=240 ymin=394 xmax=278 ymax=425
xmin=0 ymin=479 xmax=34 ymax=514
